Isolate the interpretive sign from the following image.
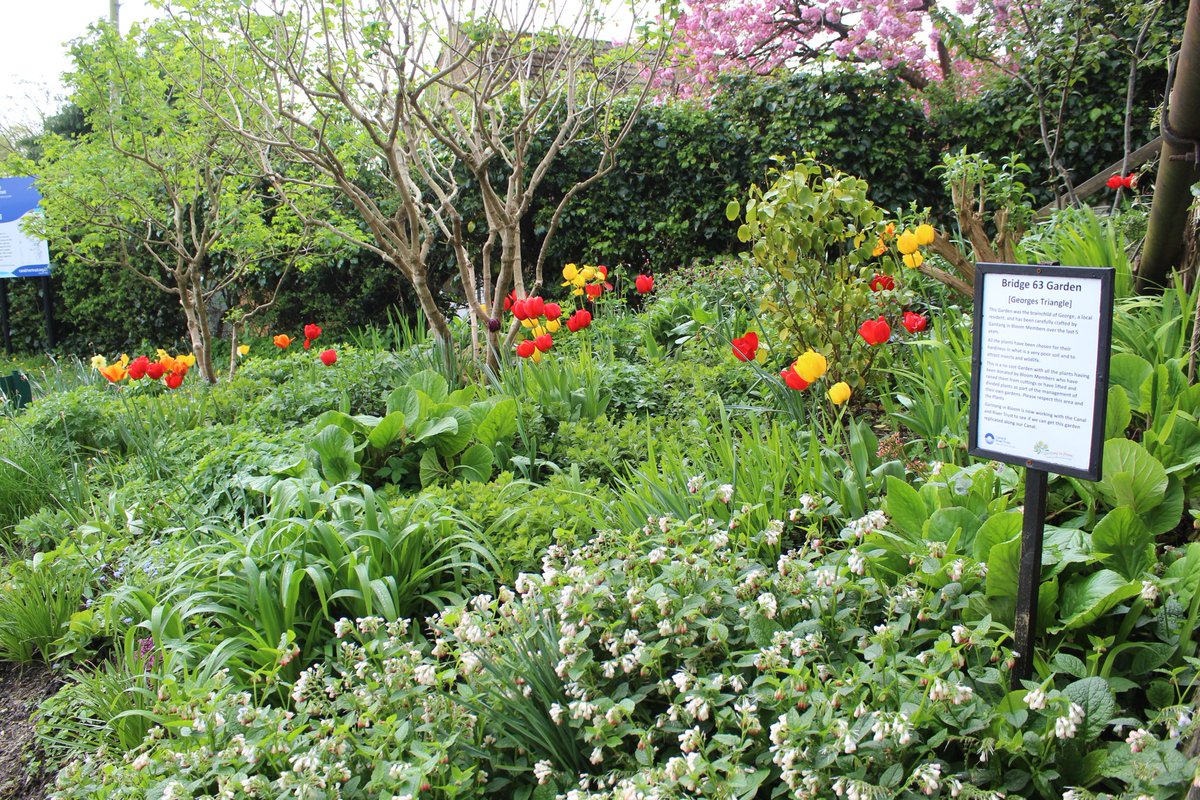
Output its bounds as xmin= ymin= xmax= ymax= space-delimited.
xmin=0 ymin=177 xmax=51 ymax=278
xmin=968 ymin=262 xmax=1114 ymax=482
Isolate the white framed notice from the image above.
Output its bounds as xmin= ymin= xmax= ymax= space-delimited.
xmin=968 ymin=263 xmax=1114 ymax=481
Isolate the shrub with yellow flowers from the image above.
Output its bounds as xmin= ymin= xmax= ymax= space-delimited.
xmin=728 ymin=157 xmax=934 ymax=391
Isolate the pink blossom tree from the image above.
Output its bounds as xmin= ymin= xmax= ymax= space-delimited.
xmin=661 ymin=0 xmax=1015 ymax=95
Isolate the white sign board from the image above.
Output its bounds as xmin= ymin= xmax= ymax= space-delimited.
xmin=0 ymin=177 xmax=51 ymax=278
xmin=968 ymin=263 xmax=1114 ymax=481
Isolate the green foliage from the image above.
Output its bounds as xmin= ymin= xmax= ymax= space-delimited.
xmin=306 ymin=369 xmax=517 ymax=489
xmin=0 ymin=545 xmax=98 ymax=662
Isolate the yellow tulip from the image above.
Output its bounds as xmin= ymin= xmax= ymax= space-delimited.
xmin=533 ymin=324 xmax=546 ymax=336
xmin=897 ymin=230 xmax=919 ymax=255
xmin=915 ymin=224 xmax=935 ymax=246
xmin=563 ymin=263 xmax=579 ymax=281
xmin=572 ymin=288 xmax=584 ymax=297
xmin=903 ymin=252 xmax=925 ymax=269
xmin=531 ymin=349 xmax=542 ymax=363
xmin=90 ymin=354 xmax=108 ymax=370
xmin=546 ymin=319 xmax=561 ymax=333
xmin=118 ymin=353 xmax=130 ymax=368
xmin=99 ymin=363 xmax=127 ymax=383
xmin=580 ymin=266 xmax=596 ymax=281
xmin=156 ymin=348 xmax=169 ymax=361
xmin=828 ymin=381 xmax=851 ymax=405
xmin=793 ymin=350 xmax=828 ymax=383
xmin=179 ymin=354 xmax=196 ymax=367
xmin=237 ymin=344 xmax=250 ymax=356
xmin=521 ymin=318 xmax=535 ymax=328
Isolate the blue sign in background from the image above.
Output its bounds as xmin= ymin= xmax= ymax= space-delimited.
xmin=0 ymin=177 xmax=52 ymax=278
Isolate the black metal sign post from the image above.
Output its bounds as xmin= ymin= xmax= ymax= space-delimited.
xmin=968 ymin=263 xmax=1114 ymax=689
xmin=1013 ymin=468 xmax=1048 ymax=683
xmin=0 ymin=281 xmax=11 ymax=355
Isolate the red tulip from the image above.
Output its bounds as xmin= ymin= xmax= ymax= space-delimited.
xmin=1121 ymin=174 xmax=1136 ymax=189
xmin=164 ymin=372 xmax=184 ymax=389
xmin=566 ymin=309 xmax=593 ymax=332
xmin=127 ymin=356 xmax=150 ymax=380
xmin=869 ymin=274 xmax=895 ymax=292
xmin=597 ymin=265 xmax=608 ymax=279
xmin=534 ymin=334 xmax=553 ymax=352
xmin=858 ymin=317 xmax=891 ymax=346
xmin=304 ymin=324 xmax=322 ymax=341
xmin=525 ymin=296 xmax=546 ymax=319
xmin=635 ymin=274 xmax=654 ymax=294
xmin=512 ymin=299 xmax=529 ymax=320
xmin=781 ymin=366 xmax=809 ymax=390
xmin=732 ymin=331 xmax=759 ymax=362
xmin=502 ymin=290 xmax=517 ymax=311
xmin=145 ymin=362 xmax=165 ymax=380
xmin=516 ymin=340 xmax=535 ymax=358
xmin=1105 ymin=174 xmax=1124 ymax=190
xmin=544 ymin=302 xmax=562 ymax=320
xmin=319 ymin=349 xmax=338 ymax=366
xmin=585 ymin=284 xmax=602 ymax=300
xmin=902 ymin=311 xmax=928 ymax=333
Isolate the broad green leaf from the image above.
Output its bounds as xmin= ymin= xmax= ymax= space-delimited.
xmin=475 ymin=397 xmax=518 ymax=448
xmin=884 ymin=476 xmax=926 ymax=539
xmin=366 ymin=411 xmax=407 ymax=451
xmin=408 ymin=369 xmax=449 ymax=403
xmin=927 ymin=506 xmax=982 ymax=548
xmin=411 ymin=415 xmax=458 ymax=444
xmin=1096 ymin=439 xmax=1167 ymax=514
xmin=985 ymin=537 xmax=1022 ymax=599
xmin=1104 ymin=386 xmax=1130 ymax=441
xmin=973 ymin=512 xmax=1021 ymax=562
xmin=418 ymin=448 xmax=447 ymax=487
xmin=1090 ymin=507 xmax=1155 ymax=581
xmin=1062 ymin=677 xmax=1116 ymax=740
xmin=448 ymin=386 xmax=477 ymax=406
xmin=387 ymin=386 xmax=422 ymax=421
xmin=309 ymin=425 xmax=360 ymax=484
xmin=456 ymin=444 xmax=494 ymax=483
xmin=430 ymin=406 xmax=476 ymax=457
xmin=1058 ymin=569 xmax=1140 ymax=630
xmin=313 ymin=410 xmax=369 ymax=438
xmin=725 ymin=199 xmax=740 ymax=221
xmin=1109 ymin=353 xmax=1152 ymax=411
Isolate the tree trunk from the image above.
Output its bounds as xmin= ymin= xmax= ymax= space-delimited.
xmin=1138 ymin=0 xmax=1200 ymax=290
xmin=178 ymin=288 xmax=216 ymax=384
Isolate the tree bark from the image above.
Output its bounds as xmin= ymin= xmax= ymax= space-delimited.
xmin=1138 ymin=0 xmax=1200 ymax=290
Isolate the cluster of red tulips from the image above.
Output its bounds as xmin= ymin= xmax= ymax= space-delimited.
xmin=274 ymin=324 xmax=337 ymax=365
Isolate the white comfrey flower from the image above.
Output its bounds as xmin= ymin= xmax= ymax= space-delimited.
xmin=1055 ymin=703 xmax=1085 ymax=739
xmin=648 ymin=547 xmax=667 ymax=565
xmin=687 ymin=475 xmax=704 ymax=494
xmin=533 ymin=760 xmax=554 ymax=784
xmin=757 ymin=592 xmax=779 ymax=619
xmin=679 ymin=726 xmax=703 ymax=753
xmin=928 ymin=461 xmax=943 ymax=477
xmin=710 ymin=530 xmax=729 ymax=548
xmin=672 ymin=671 xmax=692 ymax=693
xmin=161 ymin=781 xmax=188 ymax=800
xmin=684 ymin=694 xmax=710 ymax=721
xmin=414 ymin=664 xmax=437 ymax=686
xmin=1141 ymin=580 xmax=1159 ymax=604
xmin=847 ymin=549 xmax=865 ymax=576
xmin=715 ymin=484 xmax=734 ymax=503
xmin=912 ymin=762 xmax=941 ymax=795
xmin=948 ymin=558 xmax=965 ymax=582
xmin=1126 ymin=728 xmax=1153 ymax=753
xmin=764 ymin=519 xmax=785 ymax=545
xmin=1025 ymin=686 xmax=1048 ymax=711
xmin=333 ymin=618 xmax=354 ymax=638
xmin=549 ymin=703 xmax=564 ymax=724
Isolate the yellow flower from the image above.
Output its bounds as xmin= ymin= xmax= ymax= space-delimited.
xmin=531 ymin=349 xmax=543 ymax=363
xmin=897 ymin=230 xmax=919 ymax=255
xmin=872 ymin=239 xmax=886 ymax=257
xmin=118 ymin=353 xmax=130 ymax=368
xmin=572 ymin=288 xmax=584 ymax=297
xmin=562 ymin=263 xmax=579 ymax=282
xmin=521 ymin=318 xmax=535 ymax=328
xmin=90 ymin=354 xmax=108 ymax=370
xmin=533 ymin=324 xmax=546 ymax=337
xmin=792 ymin=350 xmax=828 ymax=383
xmin=903 ymin=252 xmax=925 ymax=269
xmin=546 ymin=319 xmax=561 ymax=333
xmin=828 ymin=381 xmax=851 ymax=405
xmin=915 ymin=223 xmax=935 ymax=246
xmin=178 ymin=354 xmax=196 ymax=367
xmin=580 ymin=266 xmax=596 ymax=281
xmin=156 ymin=348 xmax=169 ymax=361
xmin=884 ymin=222 xmax=896 ymax=237
xmin=237 ymin=344 xmax=250 ymax=356
xmin=98 ymin=362 xmax=127 ymax=383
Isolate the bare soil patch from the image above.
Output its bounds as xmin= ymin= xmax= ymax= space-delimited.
xmin=0 ymin=662 xmax=56 ymax=800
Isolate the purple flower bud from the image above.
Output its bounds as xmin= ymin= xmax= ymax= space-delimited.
xmin=487 ymin=317 xmax=502 ymax=332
